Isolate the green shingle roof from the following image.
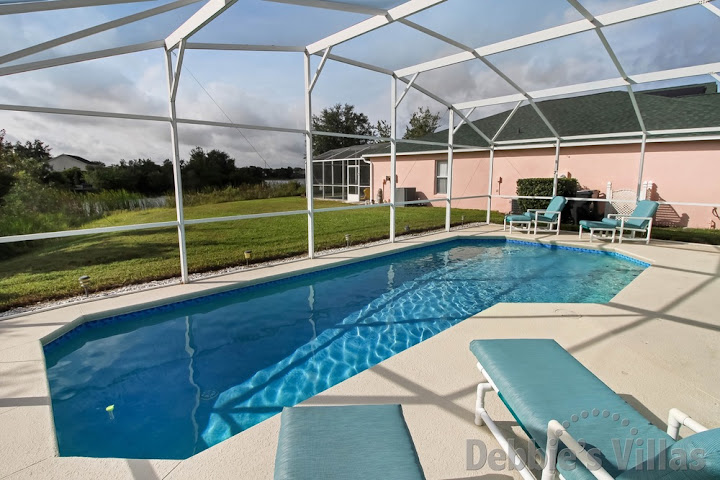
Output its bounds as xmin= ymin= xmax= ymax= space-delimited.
xmin=365 ymin=83 xmax=720 ymax=156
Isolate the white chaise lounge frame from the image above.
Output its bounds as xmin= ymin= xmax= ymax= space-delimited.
xmin=474 ymin=362 xmax=708 ymax=480
xmin=610 ymin=214 xmax=655 ymax=244
xmin=503 ymin=217 xmax=533 ymax=234
xmin=577 ymin=225 xmax=616 ymax=243
xmin=526 ymin=209 xmax=563 ymax=235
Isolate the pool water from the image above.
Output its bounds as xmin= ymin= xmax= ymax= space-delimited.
xmin=44 ymin=239 xmax=646 ymax=459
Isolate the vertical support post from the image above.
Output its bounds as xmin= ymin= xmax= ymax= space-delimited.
xmin=164 ymin=46 xmax=189 ymax=283
xmin=486 ymin=147 xmax=495 ymax=224
xmin=636 ymin=133 xmax=647 ymax=201
xmin=389 ymin=75 xmax=397 ymax=242
xmin=552 ymin=139 xmax=561 ymax=196
xmin=304 ymin=51 xmax=315 ymax=258
xmin=445 ymin=109 xmax=454 ymax=232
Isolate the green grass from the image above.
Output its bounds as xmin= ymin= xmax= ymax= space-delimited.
xmin=0 ymin=197 xmax=501 ymax=311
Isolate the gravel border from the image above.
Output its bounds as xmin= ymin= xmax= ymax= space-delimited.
xmin=0 ymin=223 xmax=486 ymax=320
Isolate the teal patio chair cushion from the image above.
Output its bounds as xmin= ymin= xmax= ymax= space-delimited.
xmin=525 ymin=196 xmax=566 ymax=223
xmin=506 ymin=214 xmax=531 ymax=223
xmin=580 ymin=220 xmax=617 ymax=231
xmin=601 ymin=218 xmax=620 ymax=227
xmin=624 ymin=200 xmax=659 ymax=229
xmin=469 ymin=339 xmax=674 ymax=480
xmin=274 ymin=404 xmax=425 ymax=480
xmin=618 ymin=428 xmax=720 ymax=479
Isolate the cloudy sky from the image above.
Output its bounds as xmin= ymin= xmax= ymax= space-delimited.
xmin=1 ymin=0 xmax=719 ymax=167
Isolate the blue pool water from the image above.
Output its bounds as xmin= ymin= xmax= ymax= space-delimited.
xmin=44 ymin=239 xmax=646 ymax=459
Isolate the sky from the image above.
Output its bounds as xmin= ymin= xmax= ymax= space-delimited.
xmin=1 ymin=0 xmax=719 ymax=168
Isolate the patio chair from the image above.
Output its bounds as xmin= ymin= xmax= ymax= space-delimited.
xmin=579 ymin=200 xmax=659 ymax=244
xmin=274 ymin=404 xmax=425 ymax=480
xmin=470 ymin=339 xmax=718 ymax=480
xmin=504 ymin=196 xmax=566 ymax=235
xmin=527 ymin=196 xmax=567 ymax=235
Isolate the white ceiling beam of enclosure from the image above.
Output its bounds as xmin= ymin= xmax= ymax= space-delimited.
xmin=0 ymin=40 xmax=164 ymax=77
xmin=165 ymin=0 xmax=239 ymax=50
xmin=263 ymin=0 xmax=386 ymax=16
xmin=564 ymin=0 xmax=647 ymax=132
xmin=702 ymin=1 xmax=720 ymax=17
xmin=306 ymin=0 xmax=446 ymax=54
xmin=0 ymin=0 xmax=203 ymax=66
xmin=399 ymin=19 xmax=559 ymax=137
xmin=186 ymin=43 xmax=305 ymax=52
xmin=0 ymin=0 xmax=152 ymax=15
xmin=395 ymin=0 xmax=706 ymax=78
xmin=454 ymin=61 xmax=720 ymax=110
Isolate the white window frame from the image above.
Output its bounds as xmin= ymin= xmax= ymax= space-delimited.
xmin=435 ymin=159 xmax=448 ymax=194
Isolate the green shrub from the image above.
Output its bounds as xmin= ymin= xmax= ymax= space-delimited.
xmin=516 ymin=178 xmax=579 ymax=213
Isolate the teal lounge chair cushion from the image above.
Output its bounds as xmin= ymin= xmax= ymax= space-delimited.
xmin=580 ymin=220 xmax=617 ymax=231
xmin=469 ymin=339 xmax=674 ymax=480
xmin=624 ymin=200 xmax=659 ymax=229
xmin=617 ymin=428 xmax=720 ymax=479
xmin=506 ymin=214 xmax=531 ymax=222
xmin=274 ymin=404 xmax=425 ymax=480
xmin=525 ymin=196 xmax=566 ymax=223
xmin=601 ymin=218 xmax=620 ymax=227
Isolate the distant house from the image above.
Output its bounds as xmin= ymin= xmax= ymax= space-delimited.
xmin=48 ymin=154 xmax=94 ymax=172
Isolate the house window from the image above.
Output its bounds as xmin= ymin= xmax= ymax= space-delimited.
xmin=435 ymin=160 xmax=448 ymax=194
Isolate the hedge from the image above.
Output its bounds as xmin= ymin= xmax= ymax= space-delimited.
xmin=516 ymin=177 xmax=579 ymax=213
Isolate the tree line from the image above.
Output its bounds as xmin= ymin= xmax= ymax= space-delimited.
xmin=0 ymin=132 xmax=303 ymax=201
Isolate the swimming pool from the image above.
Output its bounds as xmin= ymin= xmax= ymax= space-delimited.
xmin=44 ymin=239 xmax=647 ymax=459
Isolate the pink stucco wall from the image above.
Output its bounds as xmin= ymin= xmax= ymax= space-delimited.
xmin=370 ymin=140 xmax=720 ymax=229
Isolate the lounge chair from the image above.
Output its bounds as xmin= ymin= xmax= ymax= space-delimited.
xmin=274 ymin=404 xmax=425 ymax=480
xmin=579 ymin=200 xmax=659 ymax=244
xmin=504 ymin=196 xmax=567 ymax=235
xmin=470 ymin=339 xmax=718 ymax=479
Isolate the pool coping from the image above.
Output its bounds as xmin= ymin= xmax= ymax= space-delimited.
xmin=1 ymin=225 xmax=718 ymax=479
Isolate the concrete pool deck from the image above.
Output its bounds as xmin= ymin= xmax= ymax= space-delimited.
xmin=1 ymin=225 xmax=718 ymax=479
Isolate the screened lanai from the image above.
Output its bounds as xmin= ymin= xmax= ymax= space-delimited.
xmin=2 ymin=0 xmax=720 ymax=284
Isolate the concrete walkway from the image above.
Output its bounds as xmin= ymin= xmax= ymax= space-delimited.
xmin=1 ymin=225 xmax=718 ymax=479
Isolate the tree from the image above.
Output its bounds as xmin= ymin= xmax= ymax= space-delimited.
xmin=375 ymin=120 xmax=391 ymax=139
xmin=312 ymin=103 xmax=374 ymax=155
xmin=403 ymin=106 xmax=441 ymax=139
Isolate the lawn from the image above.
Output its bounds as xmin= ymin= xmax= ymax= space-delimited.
xmin=0 ymin=197 xmax=501 ymax=311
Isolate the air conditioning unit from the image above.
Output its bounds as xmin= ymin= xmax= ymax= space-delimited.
xmin=395 ymin=187 xmax=416 ymax=207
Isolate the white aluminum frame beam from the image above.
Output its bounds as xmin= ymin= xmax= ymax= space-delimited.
xmin=395 ymin=0 xmax=703 ymax=78
xmin=389 ymin=76 xmax=398 ymax=242
xmin=445 ymin=108 xmax=453 ymax=232
xmin=186 ymin=43 xmax=305 ymax=52
xmin=0 ymin=0 xmax=152 ymax=15
xmin=565 ymin=0 xmax=647 ymax=133
xmin=0 ymin=0 xmax=202 ymax=66
xmin=453 ymin=61 xmax=720 ymax=110
xmin=0 ymin=40 xmax=164 ymax=77
xmin=453 ymin=107 xmax=474 ymax=133
xmin=491 ymin=101 xmax=524 ymax=142
xmin=308 ymin=47 xmax=331 ymax=93
xmin=165 ymin=45 xmax=189 ymax=283
xmin=263 ymin=0 xmax=386 ymax=16
xmin=0 ymin=103 xmax=170 ymax=122
xmin=306 ymin=0 xmax=446 ymax=54
xmin=165 ymin=0 xmax=239 ymax=50
xmin=304 ymin=52 xmax=316 ymax=258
